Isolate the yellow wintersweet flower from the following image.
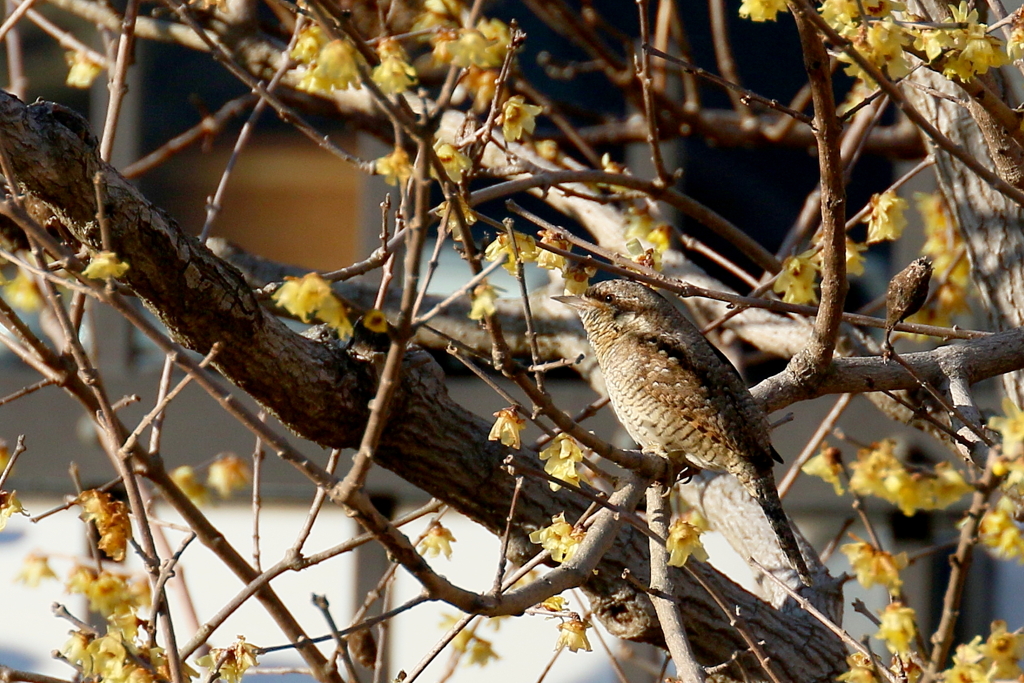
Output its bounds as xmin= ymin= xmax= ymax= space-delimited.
xmin=539 ymin=595 xmax=567 ymax=612
xmin=431 ymin=28 xmax=459 ymax=65
xmin=665 ymin=518 xmax=709 ymax=567
xmin=555 ymin=616 xmax=591 ymax=652
xmin=835 ymin=17 xmax=910 ymax=83
xmin=896 ymin=465 xmax=969 ymax=515
xmin=375 ymin=147 xmax=413 ymax=187
xmin=739 ymin=0 xmax=788 ymax=22
xmin=419 ymin=523 xmax=457 ymax=559
xmin=310 ymin=288 xmax=352 ymax=339
xmin=84 ymin=632 xmax=129 ymax=681
xmin=898 ymin=655 xmax=923 ymax=683
xmin=994 ymin=454 xmax=1024 ymax=495
xmin=802 ymin=446 xmax=845 ymax=496
xmin=837 ymin=652 xmax=879 ymax=683
xmin=469 ymin=282 xmax=498 ymax=321
xmin=170 ymin=465 xmax=211 ymax=506
xmin=477 ymin=18 xmax=510 ymax=67
xmin=647 ymin=224 xmax=673 ymax=253
xmin=433 ymin=141 xmax=473 ymax=183
xmin=978 ymin=498 xmax=1024 ymax=562
xmin=865 ymin=19 xmax=912 ymax=79
xmin=372 ymin=38 xmax=417 ymax=95
xmin=65 ymin=564 xmax=97 ymax=595
xmin=299 ymin=39 xmax=362 ymax=94
xmin=15 ymin=553 xmax=57 ymax=587
xmin=537 ymin=229 xmax=569 ymax=271
xmin=598 ymin=154 xmax=620 ymax=175
xmin=929 ymin=463 xmax=973 ymax=509
xmin=535 ymin=139 xmax=559 ymax=161
xmin=840 ymin=538 xmax=908 ymax=595
xmin=82 ymin=251 xmax=130 ymax=280
xmin=61 ymin=631 xmax=94 ymax=675
xmin=197 ymin=637 xmax=259 ymax=683
xmin=65 ymin=52 xmax=104 ymax=89
xmin=483 ymin=231 xmax=539 ymax=275
xmin=79 ymin=489 xmax=132 ymax=562
xmin=109 ymin=610 xmax=144 ymax=642
xmin=988 ymin=397 xmax=1024 ymax=453
xmin=0 ymin=489 xmax=26 ymax=531
xmin=914 ymin=25 xmax=955 ymax=62
xmin=467 ymin=637 xmax=499 ymax=666
xmin=944 ymin=641 xmax=991 ymax=683
xmin=3 ymin=270 xmax=42 ymax=312
xmin=272 ymin=272 xmax=352 ymax=338
xmin=439 ymin=613 xmax=475 ymax=651
xmin=774 ymin=249 xmax=819 ymax=305
xmin=1008 ymin=15 xmax=1024 ymax=61
xmin=850 ymin=439 xmax=902 ymax=500
xmin=809 ymin=233 xmax=865 ymax=276
xmin=436 ymin=195 xmax=477 ymax=241
xmin=959 ymin=33 xmax=1009 ymax=77
xmin=562 ymin=262 xmax=595 ymax=296
xmin=624 ymin=205 xmax=655 ymax=241
xmin=820 ymin=0 xmax=901 ymax=29
xmin=66 ymin=566 xmax=148 ymax=616
xmin=502 ymin=96 xmax=543 ymax=142
xmin=529 ymin=512 xmax=583 ymax=563
xmin=448 ymin=29 xmax=496 ymax=68
xmin=938 ymin=2 xmax=1008 ymax=81
xmin=877 ymin=602 xmax=917 ymax=655
xmin=917 ymin=192 xmax=967 ymax=283
xmin=412 ymin=0 xmax=463 ymax=32
xmin=846 ymin=239 xmax=867 ymax=277
xmin=882 ymin=467 xmax=925 ymax=515
xmin=848 ymin=441 xmax=969 ymax=514
xmin=539 ymin=433 xmax=584 ymax=491
xmin=488 ymin=407 xmax=526 ymax=449
xmin=464 ymin=67 xmax=498 ymax=113
xmin=207 ymin=453 xmax=251 ymax=498
xmin=982 ymin=620 xmax=1024 ymax=679
xmin=290 ymin=24 xmax=327 ymax=65
xmin=866 ymin=190 xmax=908 ymax=244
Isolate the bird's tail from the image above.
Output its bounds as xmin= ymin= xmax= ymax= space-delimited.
xmin=747 ymin=472 xmax=814 ymax=587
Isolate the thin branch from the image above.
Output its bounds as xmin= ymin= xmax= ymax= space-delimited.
xmin=924 ymin=455 xmax=1000 ymax=680
xmin=645 ymin=484 xmax=706 ymax=683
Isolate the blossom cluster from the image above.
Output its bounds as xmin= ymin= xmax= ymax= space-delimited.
xmin=169 ymin=453 xmax=253 ymax=506
xmin=774 ymin=189 xmax=908 ymax=305
xmin=849 ymin=439 xmax=972 ymax=516
xmin=740 ymin=0 xmax=1018 ymax=88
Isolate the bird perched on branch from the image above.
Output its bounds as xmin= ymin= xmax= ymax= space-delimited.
xmin=556 ymin=279 xmax=813 ymax=586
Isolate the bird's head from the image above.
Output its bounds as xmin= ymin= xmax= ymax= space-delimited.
xmin=554 ymin=279 xmax=676 ymax=337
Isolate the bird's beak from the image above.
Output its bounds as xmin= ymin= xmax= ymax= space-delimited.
xmin=552 ymin=295 xmax=586 ymax=310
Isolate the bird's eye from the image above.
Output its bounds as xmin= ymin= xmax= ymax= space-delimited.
xmin=603 ymin=294 xmax=614 ymax=303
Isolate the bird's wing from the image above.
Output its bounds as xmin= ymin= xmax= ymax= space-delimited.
xmin=648 ymin=328 xmax=778 ymax=466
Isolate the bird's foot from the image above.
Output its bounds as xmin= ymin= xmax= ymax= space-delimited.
xmin=672 ymin=464 xmax=697 ymax=485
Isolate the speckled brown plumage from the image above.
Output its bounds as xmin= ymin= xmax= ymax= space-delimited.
xmin=559 ymin=279 xmax=812 ymax=585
